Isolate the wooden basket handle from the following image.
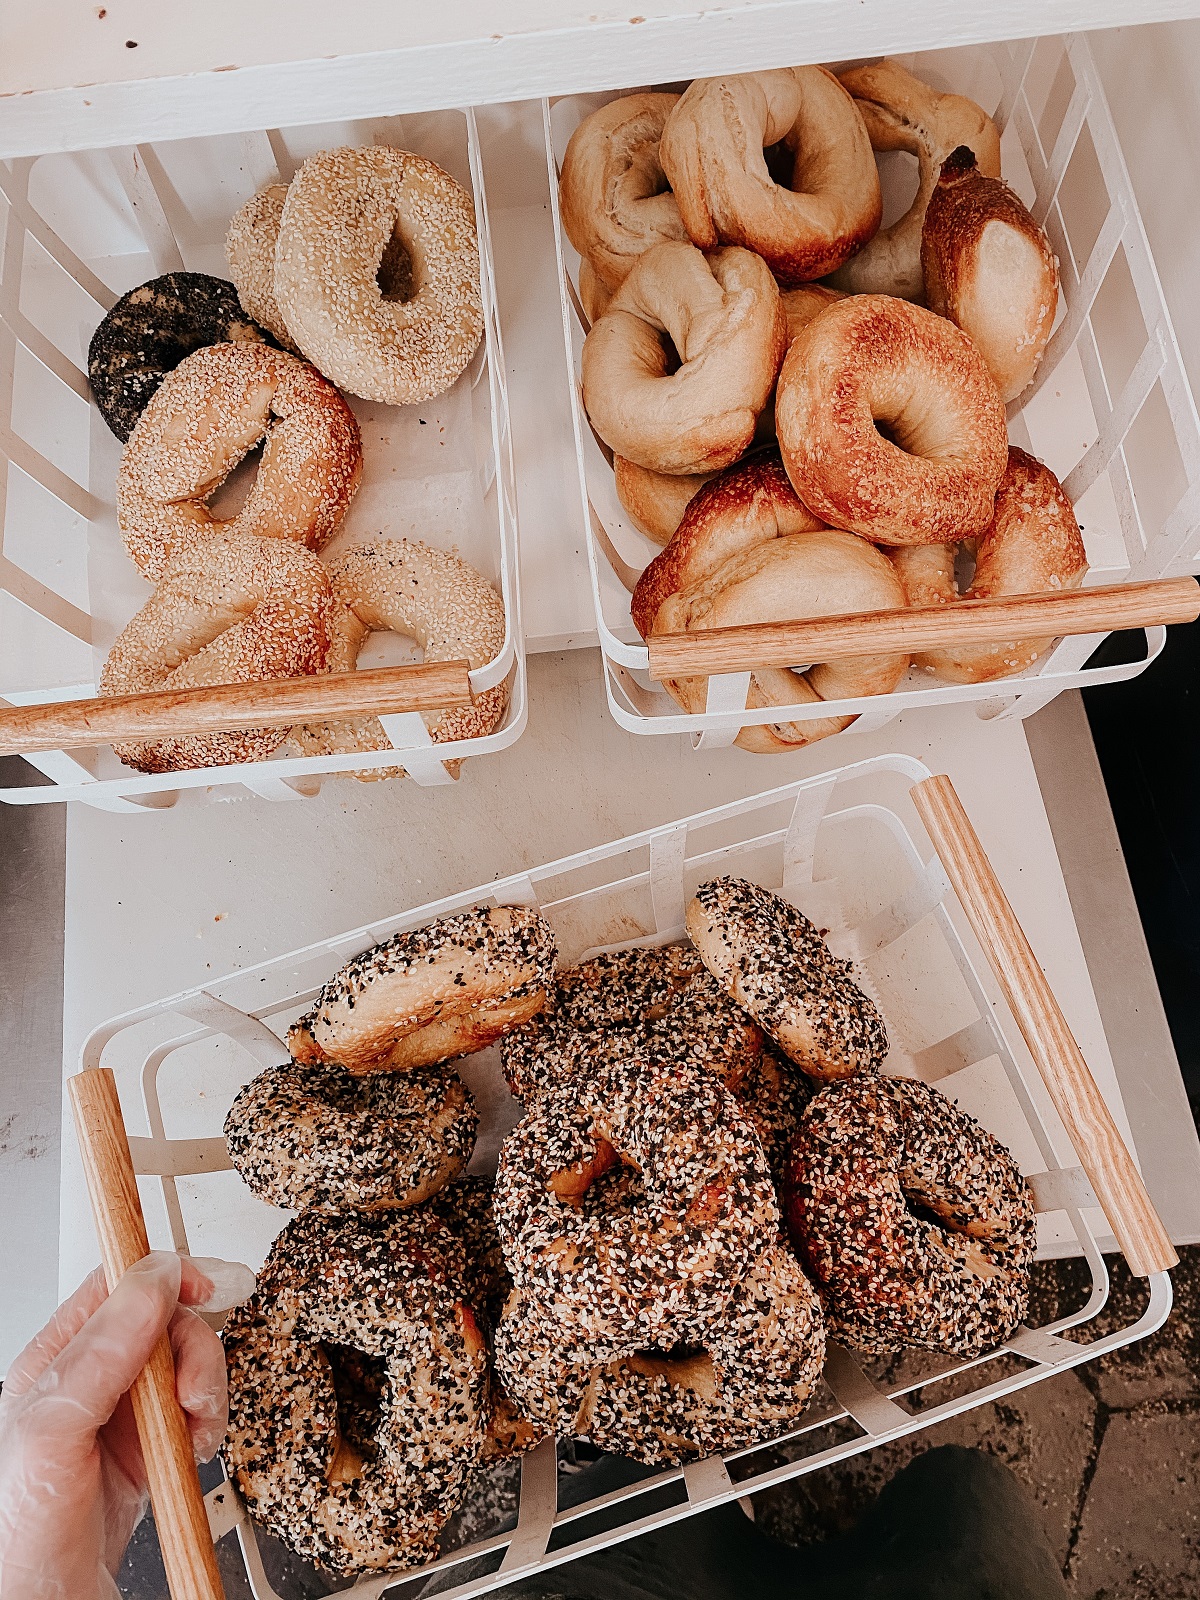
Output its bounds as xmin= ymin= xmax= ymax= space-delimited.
xmin=69 ymin=1068 xmax=226 ymax=1600
xmin=0 ymin=661 xmax=474 ymax=757
xmin=911 ymin=774 xmax=1177 ymax=1277
xmin=646 ymin=576 xmax=1200 ymax=679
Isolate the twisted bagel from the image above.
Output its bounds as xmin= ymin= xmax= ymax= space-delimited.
xmin=581 ymin=240 xmax=786 ymax=475
xmin=784 ymin=1075 xmax=1036 ymax=1357
xmin=776 ymin=293 xmax=1008 ymax=545
xmin=891 ymin=447 xmax=1087 ymax=682
xmin=559 ymin=94 xmax=689 ymax=290
xmin=274 ymin=146 xmax=484 ymax=406
xmin=660 ymin=67 xmax=881 ymax=286
xmin=224 ymin=183 xmax=300 ymax=353
xmin=100 ymin=533 xmax=332 ymax=774
xmin=829 ymin=59 xmax=1001 ymax=301
xmin=116 ymin=341 xmax=362 ymax=581
xmin=922 ymin=146 xmax=1060 ymax=402
xmin=289 ymin=538 xmax=508 ymax=777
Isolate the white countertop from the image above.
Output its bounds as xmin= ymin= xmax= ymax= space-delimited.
xmin=5 ymin=1 xmax=1200 ymax=158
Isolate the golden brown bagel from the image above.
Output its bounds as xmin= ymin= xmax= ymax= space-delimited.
xmin=614 ymin=458 xmax=716 ymax=545
xmin=890 ymin=447 xmax=1086 ymax=682
xmin=829 ymin=59 xmax=1001 ymax=301
xmin=631 ymin=449 xmax=824 ymax=638
xmin=922 ymin=146 xmax=1059 ymax=402
xmin=775 ymin=294 xmax=1008 ymax=546
xmin=781 ymin=284 xmax=845 ymax=344
xmin=100 ymin=533 xmax=333 ymax=774
xmin=581 ymin=241 xmax=786 ymax=475
xmin=659 ymin=67 xmax=881 ymax=286
xmin=578 ymin=259 xmax=613 ymax=324
xmin=559 ymin=94 xmax=689 ymax=290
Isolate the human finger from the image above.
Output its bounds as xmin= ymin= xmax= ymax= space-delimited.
xmin=169 ymin=1308 xmax=228 ymax=1464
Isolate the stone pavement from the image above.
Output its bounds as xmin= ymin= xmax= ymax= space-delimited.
xmin=118 ymin=1246 xmax=1200 ymax=1599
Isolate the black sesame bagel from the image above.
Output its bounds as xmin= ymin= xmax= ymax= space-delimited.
xmin=687 ymin=877 xmax=887 ymax=1081
xmin=88 ymin=272 xmax=271 ymax=441
xmin=783 ymin=1075 xmax=1036 ymax=1356
xmin=500 ymin=945 xmax=761 ymax=1102
xmin=494 ymin=1054 xmax=778 ymax=1345
xmin=288 ymin=904 xmax=557 ymax=1075
xmin=223 ymin=1059 xmax=477 ymax=1212
xmin=221 ymin=1206 xmax=489 ymax=1575
xmin=495 ymin=1241 xmax=825 ymax=1465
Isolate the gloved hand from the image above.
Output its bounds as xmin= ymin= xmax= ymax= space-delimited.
xmin=0 ymin=1252 xmax=230 ymax=1600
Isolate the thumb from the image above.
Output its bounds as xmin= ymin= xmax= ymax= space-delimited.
xmin=32 ymin=1253 xmax=183 ymax=1439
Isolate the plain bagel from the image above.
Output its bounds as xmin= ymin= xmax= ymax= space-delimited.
xmin=274 ymin=145 xmax=484 ymax=406
xmin=775 ymin=293 xmax=1008 ymax=546
xmin=890 ymin=446 xmax=1087 ymax=682
xmin=614 ymin=457 xmax=716 ymax=546
xmin=660 ymin=67 xmax=882 ymax=286
xmin=116 ymin=341 xmax=362 ymax=581
xmin=922 ymin=146 xmax=1059 ymax=402
xmin=99 ymin=533 xmax=332 ymax=774
xmin=559 ymin=94 xmax=689 ymax=290
xmin=582 ymin=240 xmax=786 ymax=475
xmin=828 ymin=59 xmax=1001 ymax=301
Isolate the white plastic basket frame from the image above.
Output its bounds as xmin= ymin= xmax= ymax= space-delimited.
xmin=0 ymin=106 xmax=527 ymax=810
xmin=81 ymin=752 xmax=1171 ymax=1600
xmin=544 ymin=33 xmax=1200 ymax=752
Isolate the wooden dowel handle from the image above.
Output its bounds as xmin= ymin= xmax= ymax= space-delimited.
xmin=911 ymin=774 xmax=1178 ymax=1277
xmin=646 ymin=576 xmax=1200 ymax=679
xmin=0 ymin=661 xmax=475 ymax=756
xmin=69 ymin=1069 xmax=226 ymax=1600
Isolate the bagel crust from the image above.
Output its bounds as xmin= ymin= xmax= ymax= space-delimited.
xmin=891 ymin=446 xmax=1087 ymax=682
xmin=116 ymin=341 xmax=362 ymax=581
xmin=660 ymin=67 xmax=881 ymax=286
xmin=775 ymin=293 xmax=1008 ymax=546
xmin=559 ymin=93 xmax=689 ymax=289
xmin=274 ymin=145 xmax=484 ymax=406
xmin=922 ymin=146 xmax=1059 ymax=403
xmin=582 ymin=240 xmax=786 ymax=475
xmin=829 ymin=59 xmax=1001 ymax=301
xmin=614 ymin=457 xmax=715 ymax=546
xmin=224 ymin=183 xmax=300 ymax=353
xmin=100 ymin=533 xmax=332 ymax=774
xmin=289 ymin=538 xmax=508 ymax=777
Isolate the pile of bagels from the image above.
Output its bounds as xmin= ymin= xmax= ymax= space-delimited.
xmin=85 ymin=145 xmax=506 ymax=778
xmin=219 ymin=887 xmax=1036 ymax=1577
xmin=563 ymin=61 xmax=1087 ymax=751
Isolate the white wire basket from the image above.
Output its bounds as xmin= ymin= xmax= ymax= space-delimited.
xmin=78 ymin=751 xmax=1173 ymax=1600
xmin=0 ymin=106 xmax=526 ymax=810
xmin=544 ymin=34 xmax=1200 ymax=750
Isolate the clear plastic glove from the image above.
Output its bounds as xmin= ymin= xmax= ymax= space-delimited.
xmin=0 ymin=1252 xmax=230 ymax=1600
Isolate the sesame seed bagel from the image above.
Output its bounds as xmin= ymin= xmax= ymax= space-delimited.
xmin=223 ymin=1059 xmax=478 ymax=1213
xmin=221 ymin=1206 xmax=490 ymax=1575
xmin=775 ymin=293 xmax=1008 ymax=547
xmin=288 ymin=538 xmax=508 ymax=777
xmin=891 ymin=447 xmax=1087 ymax=683
xmin=783 ymin=1075 xmax=1036 ymax=1356
xmin=99 ymin=532 xmax=333 ymax=774
xmin=829 ymin=58 xmax=1001 ymax=301
xmin=274 ymin=146 xmax=484 ymax=406
xmin=659 ymin=67 xmax=882 ymax=286
xmin=224 ymin=183 xmax=301 ymax=353
xmin=559 ymin=93 xmax=689 ymax=291
xmin=88 ymin=271 xmax=272 ymax=442
xmin=499 ymin=945 xmax=762 ymax=1102
xmin=687 ymin=877 xmax=888 ymax=1081
xmin=921 ymin=145 xmax=1060 ymax=403
xmin=494 ymin=1054 xmax=778 ymax=1345
xmin=495 ymin=1241 xmax=825 ymax=1465
xmin=581 ymin=240 xmax=786 ymax=475
xmin=288 ymin=903 xmax=557 ymax=1076
xmin=117 ymin=341 xmax=362 ymax=581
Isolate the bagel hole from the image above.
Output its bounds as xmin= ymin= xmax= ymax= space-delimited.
xmin=764 ymin=139 xmax=795 ymax=189
xmin=204 ymin=437 xmax=264 ymax=520
xmin=872 ymin=419 xmax=904 ymax=450
xmin=626 ymin=1343 xmax=717 ymax=1397
xmin=954 ymin=541 xmax=978 ymax=596
xmin=378 ymin=228 xmax=417 ymax=303
xmin=322 ymin=1342 xmax=389 ymax=1469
